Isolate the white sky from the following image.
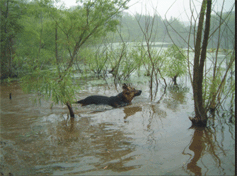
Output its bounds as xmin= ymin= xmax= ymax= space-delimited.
xmin=58 ymin=0 xmax=234 ymax=21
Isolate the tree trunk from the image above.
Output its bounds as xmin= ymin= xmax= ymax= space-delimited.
xmin=173 ymin=75 xmax=178 ymax=85
xmin=190 ymin=0 xmax=212 ymax=127
xmin=66 ymin=102 xmax=75 ymax=118
xmin=1 ymin=0 xmax=15 ymax=79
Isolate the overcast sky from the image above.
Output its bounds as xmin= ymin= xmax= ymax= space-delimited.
xmin=58 ymin=0 xmax=234 ymax=21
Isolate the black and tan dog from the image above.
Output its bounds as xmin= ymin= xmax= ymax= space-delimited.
xmin=76 ymin=84 xmax=142 ymax=108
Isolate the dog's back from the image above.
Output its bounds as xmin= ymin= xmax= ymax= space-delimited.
xmin=77 ymin=95 xmax=111 ymax=106
xmin=76 ymin=84 xmax=142 ymax=108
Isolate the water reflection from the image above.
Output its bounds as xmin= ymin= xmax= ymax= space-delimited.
xmin=163 ymin=85 xmax=189 ymax=110
xmin=183 ymin=125 xmax=235 ymax=175
xmin=123 ymin=106 xmax=142 ymax=121
xmin=40 ymin=116 xmax=140 ymax=174
xmin=91 ymin=126 xmax=141 ymax=173
xmin=186 ymin=127 xmax=205 ymax=175
xmin=0 ymin=82 xmax=235 ymax=175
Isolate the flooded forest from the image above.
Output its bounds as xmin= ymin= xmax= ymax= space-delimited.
xmin=0 ymin=0 xmax=235 ymax=175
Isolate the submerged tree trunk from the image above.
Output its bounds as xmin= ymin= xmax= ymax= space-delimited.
xmin=55 ymin=23 xmax=75 ymax=118
xmin=66 ymin=102 xmax=75 ymax=118
xmin=173 ymin=75 xmax=178 ymax=85
xmin=190 ymin=0 xmax=212 ymax=127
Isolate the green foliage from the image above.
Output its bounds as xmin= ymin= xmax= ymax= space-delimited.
xmin=79 ymin=47 xmax=108 ymax=76
xmin=0 ymin=0 xmax=25 ymax=79
xmin=125 ymin=43 xmax=166 ymax=77
xmin=203 ymin=51 xmax=235 ymax=110
xmin=14 ymin=0 xmax=129 ymax=115
xmin=204 ymin=67 xmax=223 ymax=104
xmin=163 ymin=45 xmax=187 ymax=79
xmin=123 ymin=45 xmax=143 ymax=77
xmin=55 ymin=0 xmax=129 ymax=50
xmin=109 ymin=43 xmax=147 ymax=79
xmin=80 ymin=42 xmax=143 ymax=80
xmin=21 ymin=67 xmax=78 ymax=105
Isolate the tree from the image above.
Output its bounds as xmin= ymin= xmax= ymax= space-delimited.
xmin=0 ymin=0 xmax=24 ymax=79
xmin=135 ymin=13 xmax=167 ymax=101
xmin=163 ymin=44 xmax=187 ymax=85
xmin=163 ymin=0 xmax=234 ymax=126
xmin=189 ymin=0 xmax=235 ymax=126
xmin=189 ymin=0 xmax=212 ymax=126
xmin=19 ymin=0 xmax=130 ymax=118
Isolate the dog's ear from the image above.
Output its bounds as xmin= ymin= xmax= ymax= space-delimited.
xmin=122 ymin=83 xmax=128 ymax=90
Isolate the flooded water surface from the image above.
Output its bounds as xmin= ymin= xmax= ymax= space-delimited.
xmin=0 ymin=81 xmax=235 ymax=175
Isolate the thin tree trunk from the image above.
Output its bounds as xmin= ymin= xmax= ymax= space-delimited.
xmin=37 ymin=13 xmax=43 ymax=61
xmin=66 ymin=102 xmax=75 ymax=118
xmin=173 ymin=75 xmax=178 ymax=85
xmin=55 ymin=22 xmax=61 ymax=78
xmin=190 ymin=0 xmax=212 ymax=127
xmin=192 ymin=0 xmax=206 ymax=125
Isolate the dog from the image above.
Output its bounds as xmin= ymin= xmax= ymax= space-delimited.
xmin=76 ymin=84 xmax=142 ymax=108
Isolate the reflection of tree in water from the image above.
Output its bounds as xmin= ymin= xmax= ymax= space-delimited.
xmin=182 ymin=124 xmax=235 ymax=175
xmin=184 ymin=127 xmax=204 ymax=175
xmin=123 ymin=104 xmax=167 ymax=150
xmin=163 ymin=85 xmax=189 ymax=110
xmin=140 ymin=104 xmax=167 ymax=149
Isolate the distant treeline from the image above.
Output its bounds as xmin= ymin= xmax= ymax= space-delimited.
xmin=110 ymin=11 xmax=235 ymax=49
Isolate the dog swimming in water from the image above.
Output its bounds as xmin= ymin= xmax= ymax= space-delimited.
xmin=76 ymin=84 xmax=142 ymax=108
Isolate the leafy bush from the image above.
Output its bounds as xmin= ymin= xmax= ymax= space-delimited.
xmin=163 ymin=45 xmax=187 ymax=85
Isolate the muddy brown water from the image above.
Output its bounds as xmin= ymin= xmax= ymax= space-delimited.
xmin=0 ymin=81 xmax=235 ymax=175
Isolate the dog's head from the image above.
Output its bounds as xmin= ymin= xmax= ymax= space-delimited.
xmin=122 ymin=83 xmax=142 ymax=103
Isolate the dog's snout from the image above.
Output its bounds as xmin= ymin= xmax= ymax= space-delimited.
xmin=135 ymin=90 xmax=142 ymax=96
